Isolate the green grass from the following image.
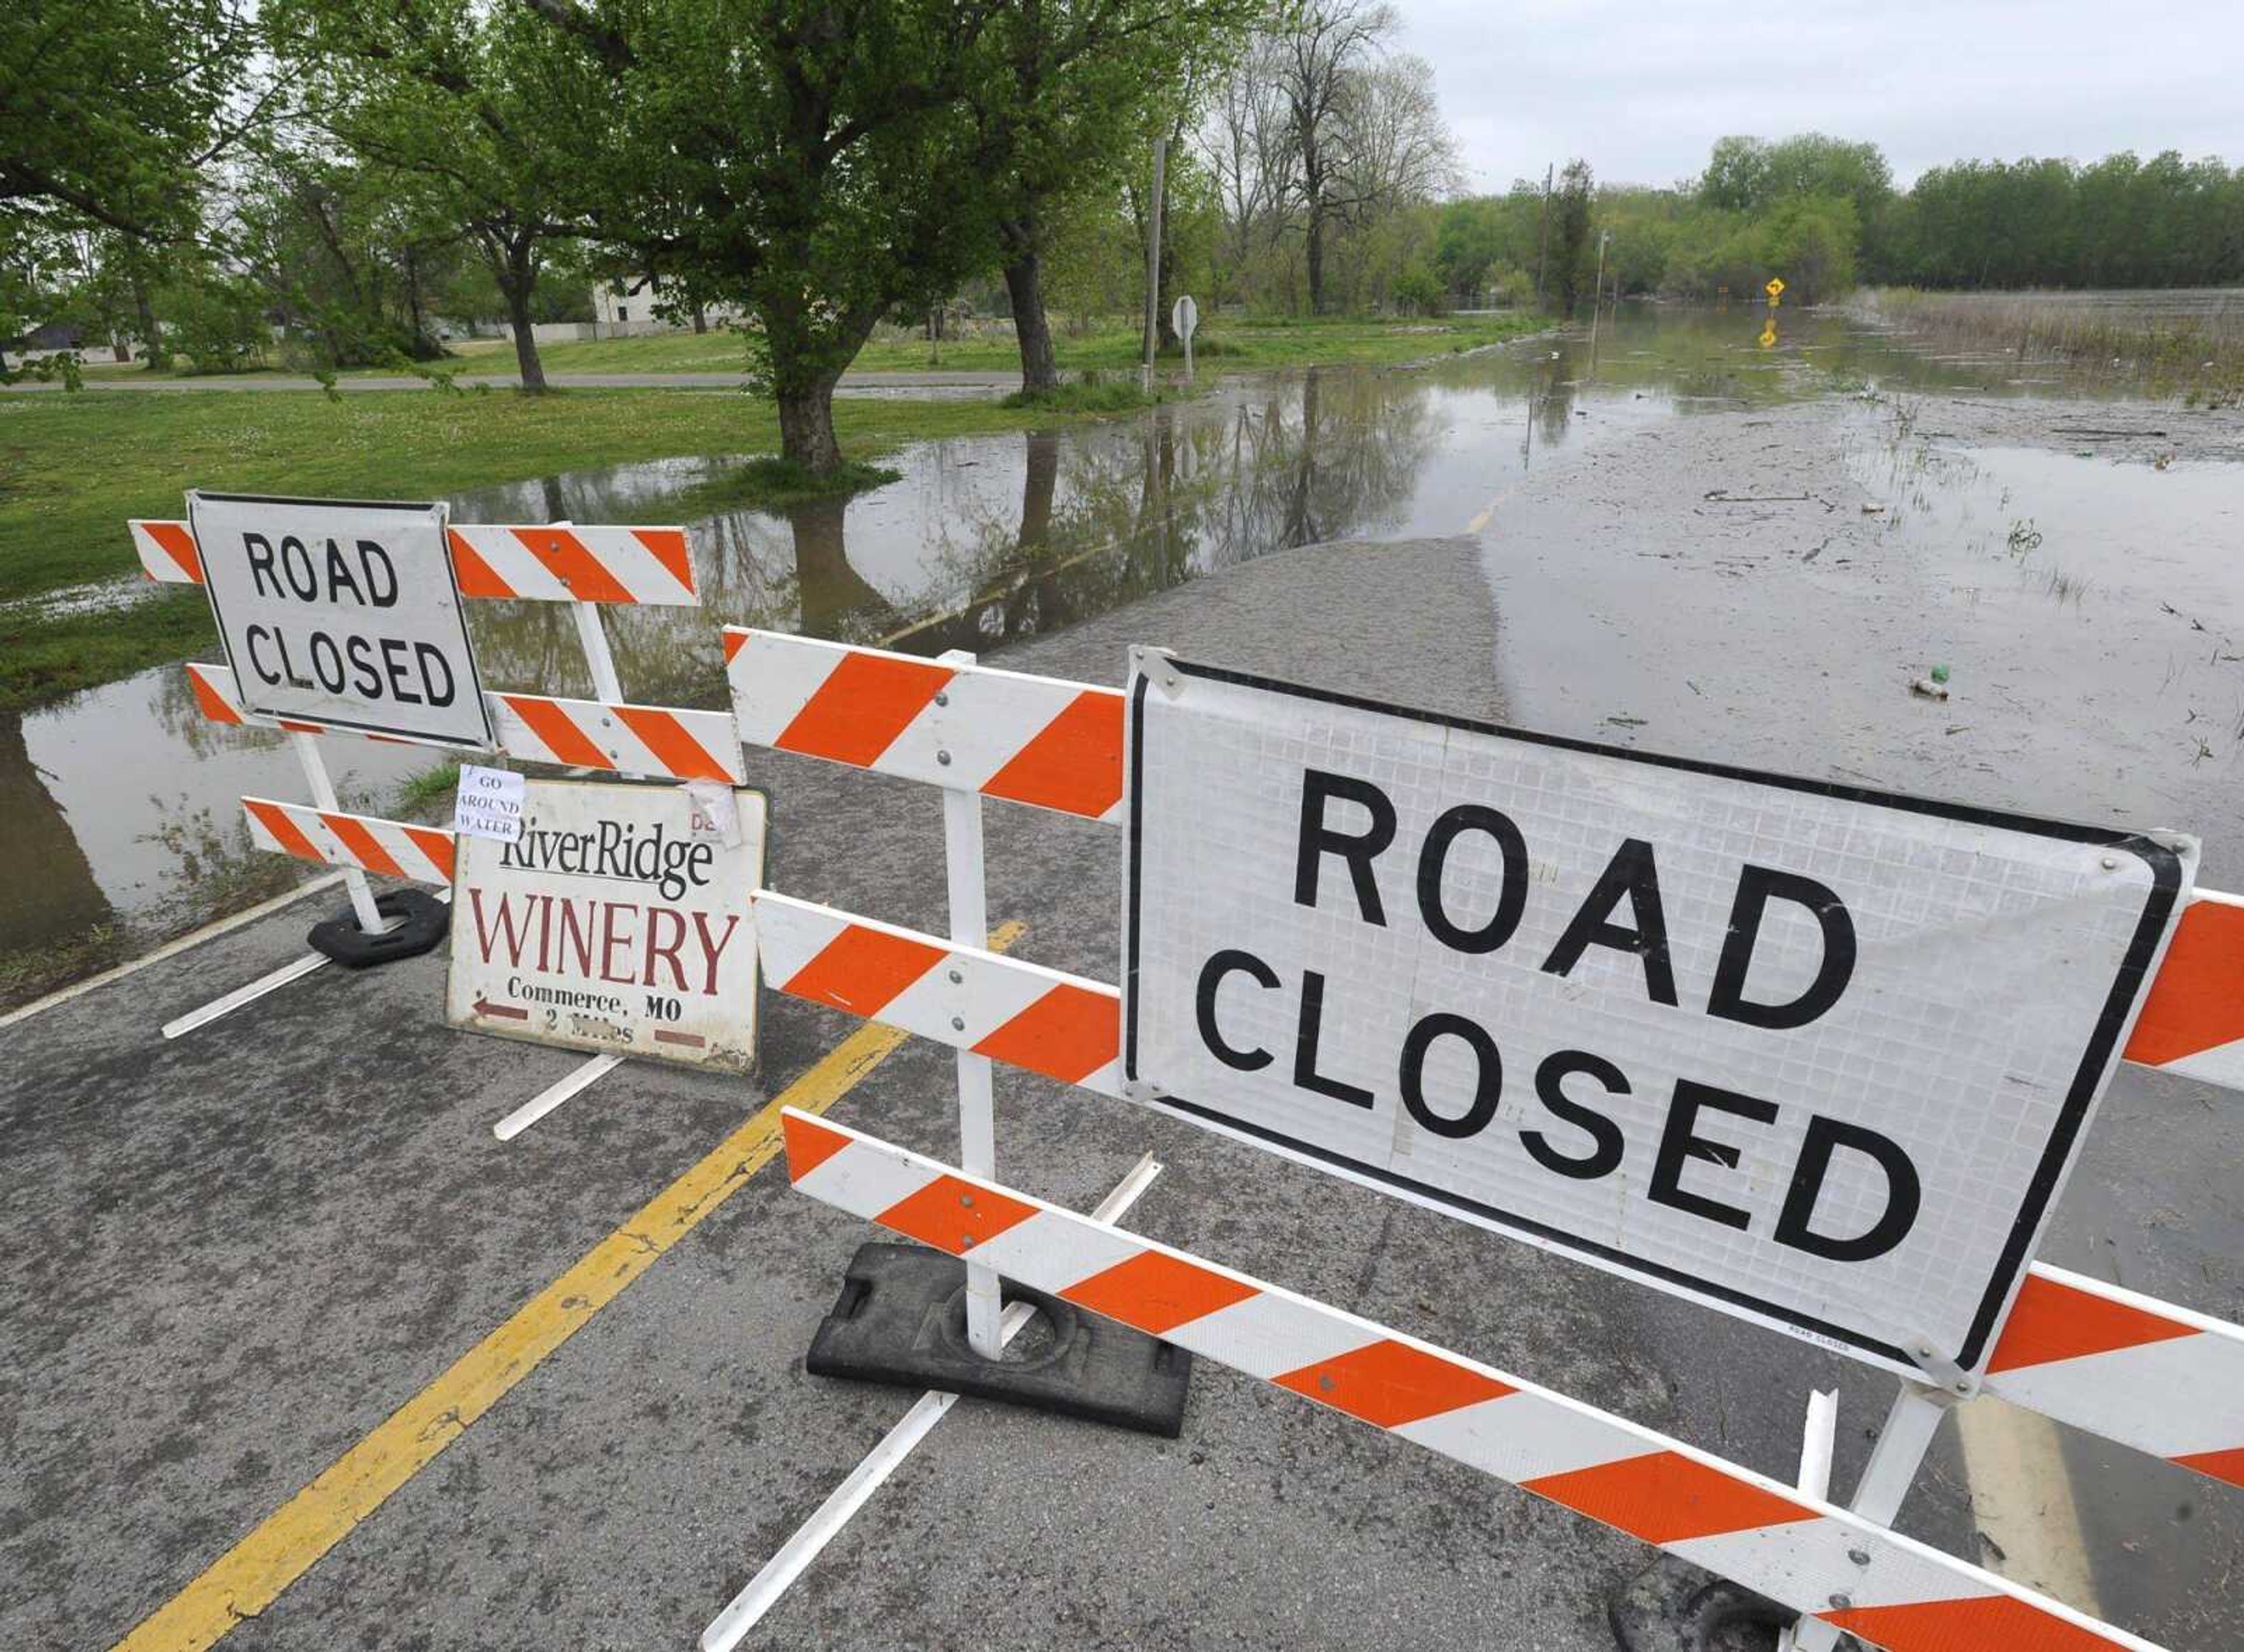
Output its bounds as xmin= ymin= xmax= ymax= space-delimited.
xmin=673 ymin=456 xmax=905 ymax=514
xmin=78 ymin=311 xmax=1545 ymax=382
xmin=1000 ymin=379 xmax=1166 ymax=413
xmin=2 ymin=311 xmax=1546 ymax=710
xmin=0 ymin=386 xmax=1143 ymax=711
xmin=393 ymin=759 xmax=463 ymax=815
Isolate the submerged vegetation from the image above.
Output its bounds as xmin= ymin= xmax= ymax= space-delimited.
xmin=1851 ymin=289 xmax=2244 ymax=390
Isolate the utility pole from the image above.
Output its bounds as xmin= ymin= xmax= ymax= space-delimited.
xmin=1142 ymin=137 xmax=1168 ymax=395
xmin=1588 ymin=228 xmax=1610 ymax=356
xmin=1534 ymin=162 xmax=1553 ymax=305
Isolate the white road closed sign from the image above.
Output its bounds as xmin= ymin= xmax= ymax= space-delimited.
xmin=447 ymin=778 xmax=767 ymax=1072
xmin=1122 ymin=655 xmax=2194 ymax=1376
xmin=187 ymin=491 xmax=493 ymax=749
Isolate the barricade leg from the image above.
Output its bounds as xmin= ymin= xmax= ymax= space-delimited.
xmin=1779 ymin=1390 xmax=1841 ymax=1652
xmin=937 ymin=648 xmax=1003 ymax=1360
xmin=699 ymin=1154 xmax=1165 ymax=1652
xmin=1851 ymin=1383 xmax=1956 ymax=1528
xmin=292 ymin=733 xmax=389 ymax=937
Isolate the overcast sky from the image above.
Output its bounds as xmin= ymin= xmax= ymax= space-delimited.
xmin=1394 ymin=0 xmax=2243 ymax=193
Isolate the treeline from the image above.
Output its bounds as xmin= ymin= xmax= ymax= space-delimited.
xmin=6 ymin=0 xmax=1471 ymax=471
xmin=1432 ymin=134 xmax=2244 ymax=310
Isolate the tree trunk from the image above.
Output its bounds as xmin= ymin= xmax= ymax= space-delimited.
xmin=1003 ymin=249 xmax=1060 ymax=394
xmin=1156 ymin=233 xmax=1179 ymax=350
xmin=1305 ymin=202 xmax=1327 ymax=316
xmin=130 ymin=272 xmax=167 ymax=370
xmin=497 ymin=238 xmax=548 ymax=393
xmin=1019 ymin=430 xmax=1058 ymax=543
xmin=777 ymin=377 xmax=843 ymax=472
xmin=691 ymin=301 xmax=708 ymax=335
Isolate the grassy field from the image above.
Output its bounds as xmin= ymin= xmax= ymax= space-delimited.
xmin=77 ymin=312 xmax=1544 ymax=382
xmin=0 ymin=386 xmax=1175 ymax=711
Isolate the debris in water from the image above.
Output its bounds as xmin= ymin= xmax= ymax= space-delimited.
xmin=1909 ymin=677 xmax=1950 ymax=701
xmin=1861 ymin=503 xmax=1887 ymax=514
xmin=1930 ymin=663 xmax=1951 ymax=685
xmin=1606 ymin=714 xmax=1647 ymax=728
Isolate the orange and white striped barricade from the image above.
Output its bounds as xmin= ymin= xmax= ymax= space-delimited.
xmin=141 ymin=507 xmax=728 ymax=1130
xmin=728 ymin=627 xmax=1145 ymax=1387
xmin=781 ymin=1109 xmax=2171 ymax=1652
xmin=720 ymin=627 xmax=2244 ymax=1648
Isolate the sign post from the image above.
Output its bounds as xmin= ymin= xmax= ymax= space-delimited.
xmin=1172 ymin=293 xmax=1199 ymax=381
xmin=1120 ymin=652 xmax=2193 ymax=1383
xmin=447 ymin=777 xmax=767 ymax=1075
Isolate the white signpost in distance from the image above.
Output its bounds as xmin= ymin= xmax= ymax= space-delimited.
xmin=1121 ymin=653 xmax=2195 ymax=1381
xmin=187 ymin=491 xmax=493 ymax=749
xmin=448 ymin=778 xmax=768 ymax=1073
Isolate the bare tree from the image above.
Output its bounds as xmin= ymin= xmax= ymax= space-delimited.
xmin=1198 ymin=4 xmax=1457 ymax=314
xmin=1334 ymin=55 xmax=1458 ymax=217
xmin=1199 ymin=34 xmax=1291 ymax=296
xmin=1273 ymin=0 xmax=1393 ymax=313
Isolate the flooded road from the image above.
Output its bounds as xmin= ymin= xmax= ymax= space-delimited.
xmin=4 ymin=299 xmax=2241 ymax=1644
xmin=16 ymin=300 xmax=2214 ymax=999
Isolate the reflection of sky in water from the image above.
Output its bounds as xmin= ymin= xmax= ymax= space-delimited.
xmin=5 ymin=303 xmax=2215 ymax=963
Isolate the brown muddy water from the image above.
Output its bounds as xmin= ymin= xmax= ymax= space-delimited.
xmin=2 ymin=302 xmax=2237 ymax=997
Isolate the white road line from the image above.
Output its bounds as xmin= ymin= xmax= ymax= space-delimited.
xmin=699 ymin=1152 xmax=1164 ymax=1652
xmin=1 ymin=872 xmax=349 ymax=1032
xmin=492 ymin=1051 xmax=628 ymax=1141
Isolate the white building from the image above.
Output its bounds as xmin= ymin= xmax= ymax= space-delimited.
xmin=593 ymin=278 xmax=747 ymax=335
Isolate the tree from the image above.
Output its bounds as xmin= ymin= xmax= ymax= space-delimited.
xmin=964 ymin=0 xmax=1250 ymax=394
xmin=507 ymin=0 xmax=1033 ymax=473
xmin=1201 ymin=34 xmax=1292 ymax=303
xmin=1 ymin=0 xmax=259 ymax=241
xmin=265 ymin=0 xmax=602 ymax=391
xmin=1550 ymin=158 xmax=1592 ymax=312
xmin=1272 ymin=0 xmax=1396 ymax=314
xmin=2 ymin=0 xmax=268 ymax=379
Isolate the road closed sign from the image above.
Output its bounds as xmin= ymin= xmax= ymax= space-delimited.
xmin=447 ymin=778 xmax=767 ymax=1072
xmin=187 ymin=491 xmax=493 ymax=749
xmin=1122 ymin=655 xmax=2195 ymax=1376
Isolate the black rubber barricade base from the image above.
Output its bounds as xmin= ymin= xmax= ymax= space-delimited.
xmin=806 ymin=1241 xmax=1192 ymax=1438
xmin=1608 ymin=1554 xmax=1799 ymax=1651
xmin=307 ymin=888 xmax=451 ymax=969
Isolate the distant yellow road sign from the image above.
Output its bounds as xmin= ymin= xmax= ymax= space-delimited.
xmin=1766 ymin=276 xmax=1785 ymax=299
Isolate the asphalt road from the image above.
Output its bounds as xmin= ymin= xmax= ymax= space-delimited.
xmin=5 ymin=529 xmax=2146 ymax=1652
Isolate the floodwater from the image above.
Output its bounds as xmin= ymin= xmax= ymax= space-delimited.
xmin=4 ymin=302 xmax=2240 ymax=1642
xmin=1 ymin=303 xmax=2233 ymax=988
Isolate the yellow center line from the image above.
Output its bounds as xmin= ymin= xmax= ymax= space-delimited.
xmin=113 ymin=918 xmax=1023 ymax=1652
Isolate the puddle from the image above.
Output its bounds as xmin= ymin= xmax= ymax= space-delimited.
xmin=1 ymin=303 xmax=2230 ymax=997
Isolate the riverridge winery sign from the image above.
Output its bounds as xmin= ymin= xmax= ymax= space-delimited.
xmin=448 ymin=778 xmax=768 ymax=1072
xmin=187 ymin=491 xmax=493 ymax=748
xmin=1121 ymin=655 xmax=2193 ymax=1377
